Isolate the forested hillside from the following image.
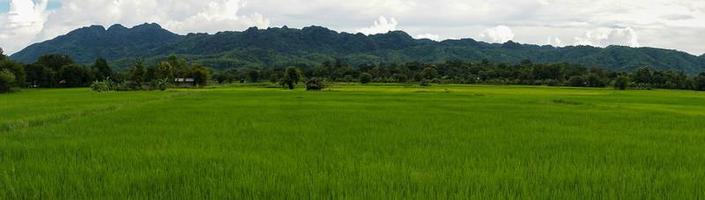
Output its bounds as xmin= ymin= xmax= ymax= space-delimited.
xmin=11 ymin=24 xmax=705 ymax=74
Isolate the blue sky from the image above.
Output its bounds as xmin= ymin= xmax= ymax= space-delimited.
xmin=1 ymin=0 xmax=705 ymax=55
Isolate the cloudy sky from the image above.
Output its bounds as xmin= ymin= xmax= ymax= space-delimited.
xmin=1 ymin=0 xmax=704 ymax=55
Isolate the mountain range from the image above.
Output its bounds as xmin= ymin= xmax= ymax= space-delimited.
xmin=10 ymin=23 xmax=705 ymax=74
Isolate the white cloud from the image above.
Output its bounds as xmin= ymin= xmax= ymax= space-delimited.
xmin=0 ymin=0 xmax=48 ymax=53
xmin=1 ymin=0 xmax=705 ymax=55
xmin=574 ymin=27 xmax=639 ymax=47
xmin=415 ymin=33 xmax=440 ymax=41
xmin=547 ymin=36 xmax=562 ymax=46
xmin=479 ymin=25 xmax=514 ymax=43
xmin=163 ymin=0 xmax=270 ymax=34
xmin=356 ymin=16 xmax=398 ymax=35
xmin=2 ymin=0 xmax=271 ymax=54
xmin=40 ymin=0 xmax=270 ymax=36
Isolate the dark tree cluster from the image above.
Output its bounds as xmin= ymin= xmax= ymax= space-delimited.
xmin=0 ymin=48 xmax=25 ymax=93
xmin=91 ymin=55 xmax=212 ymax=91
xmin=7 ymin=54 xmax=211 ymax=92
xmin=4 ymin=50 xmax=705 ymax=94
xmin=22 ymin=54 xmax=105 ymax=88
xmin=212 ymin=58 xmax=705 ymax=91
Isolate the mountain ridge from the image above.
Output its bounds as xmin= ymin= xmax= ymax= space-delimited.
xmin=12 ymin=23 xmax=183 ymax=63
xmin=11 ymin=23 xmax=705 ymax=74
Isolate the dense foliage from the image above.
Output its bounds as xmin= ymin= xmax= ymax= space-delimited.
xmin=93 ymin=58 xmax=113 ymax=81
xmin=212 ymin=58 xmax=705 ymax=91
xmin=5 ymin=48 xmax=705 ymax=93
xmin=0 ymin=69 xmax=16 ymax=93
xmin=359 ymin=73 xmax=372 ymax=84
xmin=281 ymin=67 xmax=302 ymax=89
xmin=0 ymin=48 xmax=25 ymax=93
xmin=305 ymin=78 xmax=325 ymax=91
xmin=14 ymin=54 xmax=211 ymax=92
xmin=10 ymin=24 xmax=705 ymax=74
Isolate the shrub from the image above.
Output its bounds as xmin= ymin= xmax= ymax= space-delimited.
xmin=568 ymin=76 xmax=587 ymax=87
xmin=90 ymin=80 xmax=111 ymax=92
xmin=112 ymin=82 xmax=131 ymax=91
xmin=359 ymin=73 xmax=372 ymax=84
xmin=545 ymin=79 xmax=561 ymax=86
xmin=586 ymin=74 xmax=607 ymax=87
xmin=420 ymin=79 xmax=431 ymax=87
xmin=392 ymin=73 xmax=408 ymax=83
xmin=306 ymin=78 xmax=325 ymax=91
xmin=614 ymin=75 xmax=630 ymax=90
xmin=342 ymin=75 xmax=355 ymax=82
xmin=155 ymin=78 xmax=170 ymax=91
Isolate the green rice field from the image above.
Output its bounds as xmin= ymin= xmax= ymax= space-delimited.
xmin=1 ymin=84 xmax=705 ymax=199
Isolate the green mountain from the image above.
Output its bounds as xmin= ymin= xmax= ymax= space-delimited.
xmin=11 ymin=23 xmax=182 ymax=64
xmin=11 ymin=24 xmax=705 ymax=73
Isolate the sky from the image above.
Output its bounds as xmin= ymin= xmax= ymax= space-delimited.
xmin=1 ymin=0 xmax=704 ymax=56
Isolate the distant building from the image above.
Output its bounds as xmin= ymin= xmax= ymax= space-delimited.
xmin=174 ymin=78 xmax=195 ymax=87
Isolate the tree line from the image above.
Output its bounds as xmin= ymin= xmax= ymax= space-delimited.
xmin=214 ymin=59 xmax=705 ymax=91
xmin=1 ymin=50 xmax=212 ymax=93
xmin=3 ymin=48 xmax=705 ymax=93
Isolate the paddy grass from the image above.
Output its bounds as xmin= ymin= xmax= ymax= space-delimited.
xmin=1 ymin=84 xmax=705 ymax=199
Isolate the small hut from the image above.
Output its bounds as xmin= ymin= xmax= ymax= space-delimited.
xmin=174 ymin=78 xmax=195 ymax=88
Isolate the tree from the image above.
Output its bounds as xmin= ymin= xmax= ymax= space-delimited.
xmin=0 ymin=47 xmax=5 ymax=60
xmin=359 ymin=72 xmax=372 ymax=84
xmin=165 ymin=55 xmax=190 ymax=78
xmin=213 ymin=69 xmax=238 ymax=84
xmin=247 ymin=69 xmax=260 ymax=83
xmin=614 ymin=75 xmax=630 ymax=90
xmin=695 ymin=73 xmax=705 ymax=91
xmin=281 ymin=67 xmax=302 ymax=89
xmin=37 ymin=54 xmax=74 ymax=72
xmin=0 ymin=69 xmax=16 ymax=93
xmin=59 ymin=64 xmax=92 ymax=87
xmin=24 ymin=63 xmax=54 ymax=88
xmin=28 ymin=54 xmax=75 ymax=88
xmin=129 ymin=60 xmax=146 ymax=88
xmin=92 ymin=58 xmax=112 ymax=80
xmin=191 ymin=65 xmax=210 ymax=87
xmin=633 ymin=67 xmax=653 ymax=86
xmin=153 ymin=55 xmax=189 ymax=82
xmin=156 ymin=61 xmax=175 ymax=81
xmin=0 ymin=59 xmax=25 ymax=88
xmin=420 ymin=67 xmax=438 ymax=80
xmin=144 ymin=66 xmax=157 ymax=83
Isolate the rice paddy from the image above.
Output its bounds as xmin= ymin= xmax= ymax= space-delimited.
xmin=1 ymin=84 xmax=705 ymax=199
